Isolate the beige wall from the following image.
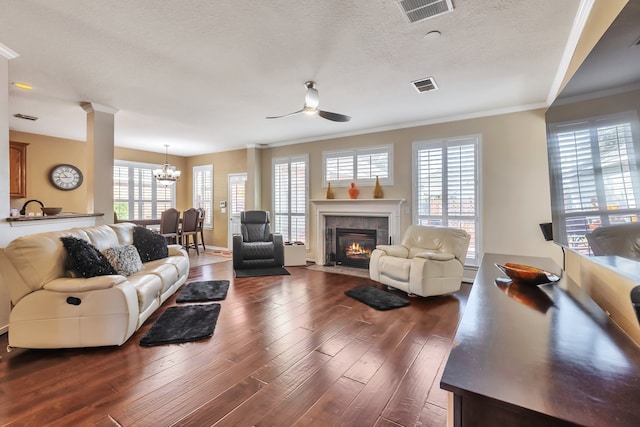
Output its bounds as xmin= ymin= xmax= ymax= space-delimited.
xmin=188 ymin=149 xmax=247 ymax=248
xmin=6 ymin=129 xmax=246 ymax=249
xmin=8 ymin=130 xmax=190 ymax=216
xmin=9 ymin=131 xmax=91 ymax=214
xmin=262 ymin=109 xmax=562 ymax=266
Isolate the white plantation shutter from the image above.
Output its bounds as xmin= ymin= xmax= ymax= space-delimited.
xmin=113 ymin=161 xmax=176 ymax=220
xmin=273 ymin=155 xmax=308 ymax=243
xmin=323 ymin=145 xmax=393 ymax=186
xmin=356 ymin=148 xmax=390 ymax=180
xmin=229 ymin=174 xmax=246 ymax=215
xmin=193 ymin=165 xmax=213 ymax=228
xmin=326 ymin=155 xmax=354 ymax=182
xmin=549 ymin=112 xmax=640 ymax=252
xmin=413 ymin=136 xmax=480 ymax=265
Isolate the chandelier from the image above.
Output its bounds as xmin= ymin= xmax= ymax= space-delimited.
xmin=153 ymin=145 xmax=181 ymax=186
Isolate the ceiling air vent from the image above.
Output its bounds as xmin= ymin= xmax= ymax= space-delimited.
xmin=412 ymin=77 xmax=438 ymax=93
xmin=396 ymin=0 xmax=454 ymax=24
xmin=13 ymin=113 xmax=38 ymax=121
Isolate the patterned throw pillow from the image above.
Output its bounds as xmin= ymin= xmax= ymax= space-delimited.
xmin=133 ymin=226 xmax=168 ymax=262
xmin=102 ymin=245 xmax=144 ymax=276
xmin=60 ymin=236 xmax=118 ymax=278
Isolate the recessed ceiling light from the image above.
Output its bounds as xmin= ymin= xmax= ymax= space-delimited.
xmin=12 ymin=82 xmax=33 ymax=90
xmin=424 ymin=30 xmax=441 ymax=41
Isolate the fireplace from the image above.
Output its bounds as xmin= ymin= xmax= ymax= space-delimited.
xmin=335 ymin=228 xmax=377 ymax=269
xmin=310 ymin=198 xmax=405 ymax=267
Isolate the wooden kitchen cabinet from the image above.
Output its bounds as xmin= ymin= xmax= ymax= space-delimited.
xmin=9 ymin=141 xmax=28 ymax=198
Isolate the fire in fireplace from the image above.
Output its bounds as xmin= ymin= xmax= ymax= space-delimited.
xmin=336 ymin=228 xmax=377 ymax=269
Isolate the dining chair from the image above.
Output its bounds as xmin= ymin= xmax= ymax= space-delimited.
xmin=180 ymin=208 xmax=200 ymax=255
xmin=196 ymin=208 xmax=206 ymax=252
xmin=159 ymin=208 xmax=180 ymax=244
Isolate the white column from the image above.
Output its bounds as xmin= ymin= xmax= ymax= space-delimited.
xmin=81 ymin=102 xmax=118 ymax=223
xmin=0 ymin=42 xmax=19 ymax=334
xmin=246 ymin=144 xmax=263 ymax=210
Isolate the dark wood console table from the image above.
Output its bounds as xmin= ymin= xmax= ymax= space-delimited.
xmin=441 ymin=253 xmax=640 ymax=426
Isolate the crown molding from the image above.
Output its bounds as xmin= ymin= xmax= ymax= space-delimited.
xmin=80 ymin=102 xmax=119 ymax=114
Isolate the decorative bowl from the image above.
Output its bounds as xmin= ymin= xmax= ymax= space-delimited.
xmin=495 ymin=263 xmax=560 ymax=286
xmin=41 ymin=207 xmax=63 ymax=216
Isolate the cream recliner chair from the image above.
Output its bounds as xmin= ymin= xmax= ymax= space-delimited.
xmin=369 ymin=225 xmax=470 ymax=297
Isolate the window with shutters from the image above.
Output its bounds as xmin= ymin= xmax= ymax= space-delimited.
xmin=548 ymin=111 xmax=640 ymax=253
xmin=413 ymin=135 xmax=480 ymax=266
xmin=113 ymin=160 xmax=175 ymax=220
xmin=193 ymin=165 xmax=213 ymax=228
xmin=323 ymin=145 xmax=393 ymax=187
xmin=273 ymin=155 xmax=308 ymax=244
xmin=229 ymin=174 xmax=247 ymax=215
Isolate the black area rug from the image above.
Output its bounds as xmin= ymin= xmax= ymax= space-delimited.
xmin=176 ymin=280 xmax=230 ymax=303
xmin=139 ymin=304 xmax=220 ymax=346
xmin=345 ymin=286 xmax=409 ymax=311
xmin=234 ymin=267 xmax=290 ymax=278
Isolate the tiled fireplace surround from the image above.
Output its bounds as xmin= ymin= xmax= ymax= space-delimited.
xmin=310 ymin=199 xmax=406 ymax=266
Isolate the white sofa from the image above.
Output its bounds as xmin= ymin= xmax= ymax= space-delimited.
xmin=0 ymin=223 xmax=189 ymax=350
xmin=369 ymin=225 xmax=470 ymax=297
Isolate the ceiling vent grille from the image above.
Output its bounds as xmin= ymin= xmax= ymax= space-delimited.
xmin=13 ymin=113 xmax=38 ymax=121
xmin=396 ymin=0 xmax=454 ymax=24
xmin=412 ymin=77 xmax=438 ymax=93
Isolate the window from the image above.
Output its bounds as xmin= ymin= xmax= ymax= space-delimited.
xmin=323 ymin=145 xmax=393 ymax=187
xmin=193 ymin=165 xmax=213 ymax=228
xmin=413 ymin=135 xmax=480 ymax=266
xmin=273 ymin=155 xmax=308 ymax=243
xmin=114 ymin=161 xmax=175 ymax=220
xmin=229 ymin=174 xmax=247 ymax=215
xmin=548 ymin=112 xmax=640 ymax=252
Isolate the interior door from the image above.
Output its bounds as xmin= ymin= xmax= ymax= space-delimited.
xmin=228 ymin=173 xmax=247 ymax=249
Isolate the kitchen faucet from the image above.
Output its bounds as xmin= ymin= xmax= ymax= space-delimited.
xmin=19 ymin=199 xmax=44 ymax=216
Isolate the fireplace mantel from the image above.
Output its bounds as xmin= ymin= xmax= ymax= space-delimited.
xmin=310 ymin=198 xmax=406 ymax=266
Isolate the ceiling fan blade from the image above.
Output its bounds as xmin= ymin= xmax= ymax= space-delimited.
xmin=266 ymin=109 xmax=304 ymax=119
xmin=318 ymin=110 xmax=351 ymax=122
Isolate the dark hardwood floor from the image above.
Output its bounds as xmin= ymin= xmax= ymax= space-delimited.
xmin=0 ymin=256 xmax=470 ymax=426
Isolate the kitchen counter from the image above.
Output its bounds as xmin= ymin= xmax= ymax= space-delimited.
xmin=6 ymin=212 xmax=104 ymax=225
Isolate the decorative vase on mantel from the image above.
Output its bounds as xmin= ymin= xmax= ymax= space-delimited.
xmin=326 ymin=182 xmax=334 ymax=199
xmin=348 ymin=182 xmax=359 ymax=199
xmin=373 ymin=176 xmax=383 ymax=199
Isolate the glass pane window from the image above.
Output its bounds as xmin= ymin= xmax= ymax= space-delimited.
xmin=193 ymin=165 xmax=213 ymax=228
xmin=548 ymin=112 xmax=640 ymax=253
xmin=273 ymin=155 xmax=308 ymax=244
xmin=113 ymin=161 xmax=176 ymax=220
xmin=229 ymin=174 xmax=246 ymax=215
xmin=323 ymin=145 xmax=393 ymax=187
xmin=413 ymin=136 xmax=480 ymax=266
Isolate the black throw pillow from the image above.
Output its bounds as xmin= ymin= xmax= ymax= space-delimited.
xmin=60 ymin=236 xmax=118 ymax=278
xmin=133 ymin=226 xmax=169 ymax=262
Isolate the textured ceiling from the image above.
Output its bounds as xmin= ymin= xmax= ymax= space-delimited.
xmin=1 ymin=0 xmax=583 ymax=156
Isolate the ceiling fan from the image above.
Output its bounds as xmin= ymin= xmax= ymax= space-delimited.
xmin=266 ymin=81 xmax=351 ymax=122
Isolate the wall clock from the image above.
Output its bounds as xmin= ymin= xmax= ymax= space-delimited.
xmin=49 ymin=164 xmax=83 ymax=191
